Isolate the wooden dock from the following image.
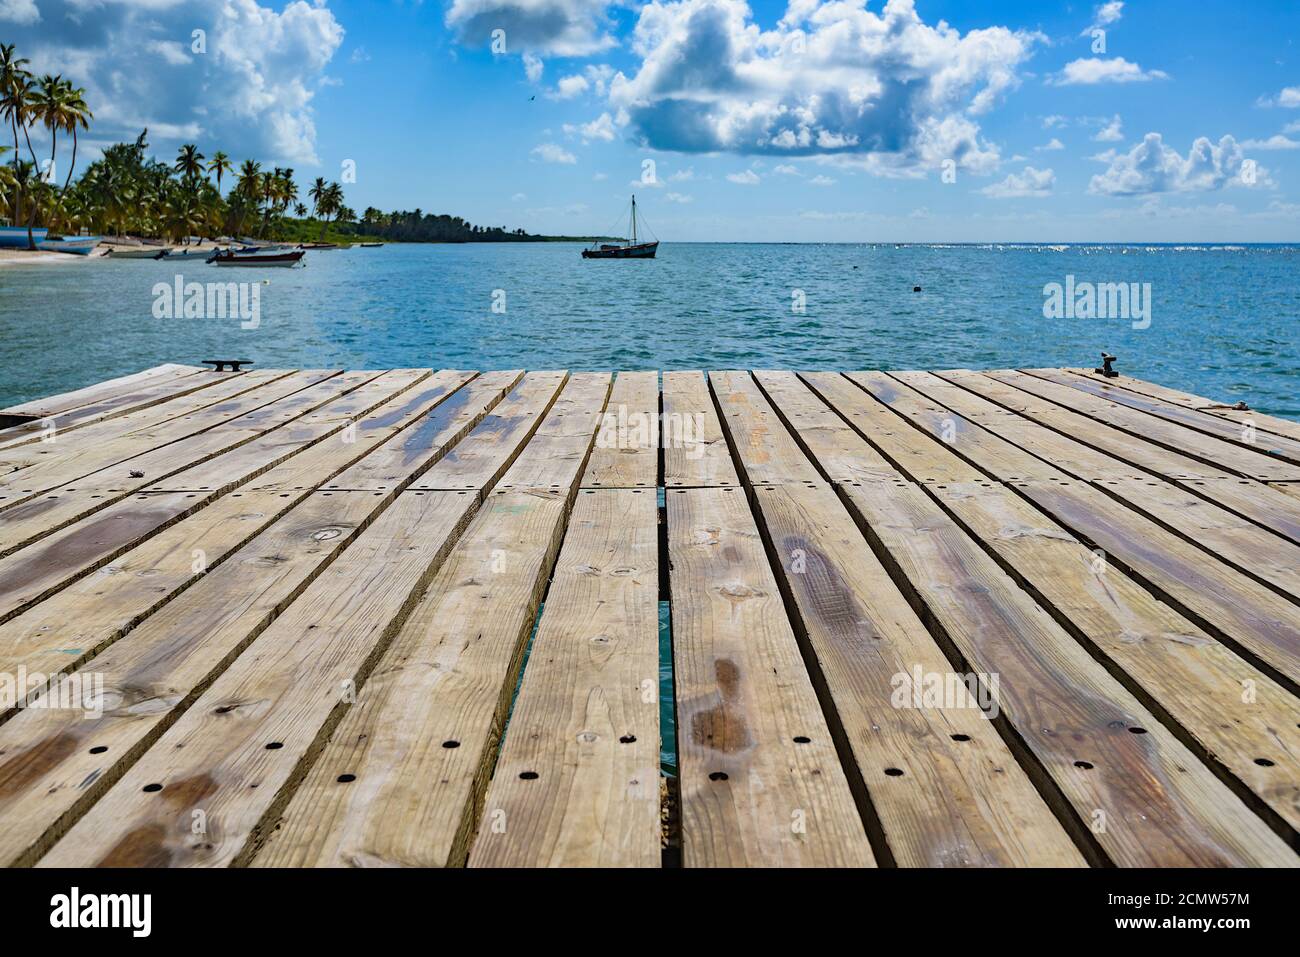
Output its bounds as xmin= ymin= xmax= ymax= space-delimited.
xmin=0 ymin=363 xmax=1297 ymax=868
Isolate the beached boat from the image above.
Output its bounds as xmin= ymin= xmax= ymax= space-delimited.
xmin=160 ymin=247 xmax=210 ymax=260
xmin=105 ymin=245 xmax=171 ymax=259
xmin=0 ymin=226 xmax=49 ymax=249
xmin=36 ymin=236 xmax=101 ymax=256
xmin=301 ymin=241 xmax=342 ymax=250
xmin=359 ymin=242 xmax=384 ymax=248
xmin=233 ymin=242 xmax=296 ymax=254
xmin=208 ymin=249 xmax=305 ymax=267
xmin=582 ymin=196 xmax=658 ymax=259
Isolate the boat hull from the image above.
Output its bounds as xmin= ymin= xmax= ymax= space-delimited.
xmin=582 ymin=241 xmax=658 ymax=259
xmin=0 ymin=226 xmax=49 ymax=249
xmin=106 ymin=247 xmax=170 ymax=259
xmin=209 ymin=250 xmax=305 ymax=267
xmin=37 ymin=238 xmax=101 ymax=256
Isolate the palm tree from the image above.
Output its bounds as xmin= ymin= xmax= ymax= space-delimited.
xmin=308 ymin=176 xmax=327 ymax=219
xmin=0 ymin=45 xmax=29 ymax=222
xmin=208 ymin=150 xmax=232 ymax=195
xmin=293 ymin=202 xmax=308 ymax=218
xmin=54 ymin=79 xmax=91 ymax=194
xmin=174 ymin=143 xmax=205 ymax=185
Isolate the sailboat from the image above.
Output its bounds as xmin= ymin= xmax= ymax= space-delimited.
xmin=582 ymin=195 xmax=658 ymax=259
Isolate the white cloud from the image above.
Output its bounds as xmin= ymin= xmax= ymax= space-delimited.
xmin=980 ymin=165 xmax=1054 ymax=198
xmin=550 ymin=64 xmax=614 ymax=100
xmin=1258 ymin=86 xmax=1300 ymax=108
xmin=668 ymin=167 xmax=695 ymax=181
xmin=512 ymin=192 xmax=527 ymax=200
xmin=532 ymin=142 xmax=577 ymax=163
xmin=1286 ymin=119 xmax=1300 ymax=134
xmin=563 ymin=112 xmax=617 ymax=142
xmin=0 ymin=0 xmax=39 ymax=25
xmin=1094 ymin=114 xmax=1123 ymax=142
xmin=809 ymin=174 xmax=835 ymax=185
xmin=726 ymin=169 xmax=760 ymax=185
xmin=350 ymin=46 xmax=371 ymax=64
xmin=665 ymin=191 xmax=693 ymax=202
xmin=446 ymin=0 xmax=617 ymax=56
xmin=554 ymin=75 xmax=590 ymax=98
xmin=1036 ymin=137 xmax=1064 ymax=151
xmin=1041 ymin=114 xmax=1068 ymax=129
xmin=1090 ymin=148 xmax=1118 ymax=163
xmin=773 ymin=163 xmax=800 ymax=175
xmin=523 ymin=53 xmax=544 ymax=83
xmin=608 ymin=0 xmax=1040 ymax=174
xmin=1082 ymin=1 xmax=1123 ymax=33
xmin=1051 ymin=57 xmax=1167 ymax=85
xmin=1089 ymin=132 xmax=1261 ymax=195
xmin=8 ymin=0 xmax=345 ymax=165
xmin=1241 ymin=134 xmax=1299 ymax=150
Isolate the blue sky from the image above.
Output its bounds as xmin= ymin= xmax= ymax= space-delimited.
xmin=6 ymin=0 xmax=1300 ymax=240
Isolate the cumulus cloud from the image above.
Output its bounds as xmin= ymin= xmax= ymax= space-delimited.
xmin=0 ymin=0 xmax=40 ymax=25
xmin=607 ymin=0 xmax=1040 ymax=175
xmin=550 ymin=64 xmax=615 ymax=99
xmin=809 ymin=174 xmax=834 ymax=185
xmin=1088 ymin=132 xmax=1261 ymax=195
xmin=563 ymin=112 xmax=617 ymax=142
xmin=5 ymin=0 xmax=343 ymax=165
xmin=1094 ymin=114 xmax=1123 ymax=142
xmin=446 ymin=0 xmax=617 ymax=56
xmin=726 ymin=169 xmax=760 ymax=184
xmin=532 ymin=142 xmax=578 ymax=163
xmin=1041 ymin=114 xmax=1068 ymax=129
xmin=1036 ymin=137 xmax=1064 ymax=151
xmin=1051 ymin=57 xmax=1167 ymax=85
xmin=665 ymin=191 xmax=693 ymax=202
xmin=1257 ymin=86 xmax=1300 ymax=108
xmin=980 ymin=166 xmax=1054 ymax=198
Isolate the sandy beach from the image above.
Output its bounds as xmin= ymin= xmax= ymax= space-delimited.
xmin=0 ymin=240 xmax=235 ymax=265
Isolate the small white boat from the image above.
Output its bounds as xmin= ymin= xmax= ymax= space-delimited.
xmin=37 ymin=236 xmax=102 ymax=256
xmin=160 ymin=248 xmax=210 ymax=260
xmin=208 ymin=249 xmax=305 ymax=267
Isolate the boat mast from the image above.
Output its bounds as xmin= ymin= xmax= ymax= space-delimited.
xmin=631 ymin=195 xmax=637 ymax=245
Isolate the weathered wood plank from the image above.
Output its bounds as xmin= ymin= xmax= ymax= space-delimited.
xmin=412 ymin=371 xmax=568 ymax=492
xmin=584 ymin=371 xmax=658 ymax=489
xmin=662 ymin=371 xmax=737 ymax=488
xmin=837 ymin=479 xmax=1294 ymax=865
xmin=1061 ymin=368 xmax=1300 ymax=443
xmin=708 ymin=371 xmax=823 ymax=485
xmin=0 ymin=372 xmax=493 ymax=683
xmin=0 ymin=364 xmax=203 ymax=418
xmin=985 ymin=370 xmax=1300 ymax=481
xmin=252 ymin=375 xmax=613 ymax=867
xmin=0 ymin=368 xmax=256 ymax=451
xmin=668 ymin=486 xmax=875 ymax=866
xmin=0 ymin=491 xmax=380 ymax=867
xmin=1038 ymin=369 xmax=1300 ymax=456
xmin=468 ymin=488 xmax=661 ymax=867
xmin=750 ymin=483 xmax=1085 ymax=866
xmin=37 ymin=490 xmax=478 ymax=868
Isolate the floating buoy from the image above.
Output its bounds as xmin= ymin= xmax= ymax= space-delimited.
xmin=912 ymin=285 xmax=922 ymax=292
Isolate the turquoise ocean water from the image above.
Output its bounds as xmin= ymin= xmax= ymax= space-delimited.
xmin=1 ymin=242 xmax=1297 ymax=414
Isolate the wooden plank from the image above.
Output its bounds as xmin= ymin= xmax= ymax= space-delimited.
xmin=1013 ymin=479 xmax=1300 ymax=686
xmin=1273 ymin=483 xmax=1300 ymax=503
xmin=0 ymin=370 xmax=347 ymax=502
xmin=708 ymin=371 xmax=823 ymax=485
xmin=985 ymin=370 xmax=1300 ymax=481
xmin=837 ymin=479 xmax=1293 ymax=866
xmin=0 ymin=490 xmax=383 ymax=867
xmin=749 ymin=483 xmax=1085 ymax=866
xmin=864 ymin=373 xmax=1300 ymax=602
xmin=668 ymin=486 xmax=875 ymax=866
xmin=412 ymin=371 xmax=568 ymax=492
xmin=0 ymin=372 xmax=492 ymax=682
xmin=37 ymin=490 xmax=478 ymax=868
xmin=928 ymin=370 xmax=1300 ymax=544
xmin=468 ymin=488 xmax=661 ymax=867
xmin=0 ymin=364 xmax=202 ymax=418
xmin=583 ymin=371 xmax=659 ymax=488
xmin=253 ymin=375 xmax=614 ymax=867
xmin=752 ymin=371 xmax=900 ymax=484
xmin=1062 ymin=368 xmax=1300 ymax=443
xmin=0 ymin=371 xmax=404 ymax=558
xmin=1042 ymin=369 xmax=1300 ymax=452
xmin=662 ymin=371 xmax=737 ymax=488
xmin=313 ymin=371 xmax=523 ymax=491
xmin=0 ymin=372 xmax=429 ymax=619
xmin=929 ymin=481 xmax=1300 ymax=833
xmin=253 ymin=490 xmax=568 ymax=867
xmin=495 ymin=373 xmax=612 ymax=490
xmin=0 ymin=369 xmax=256 ymax=450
